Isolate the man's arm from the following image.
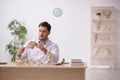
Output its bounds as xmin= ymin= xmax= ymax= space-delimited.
xmin=36 ymin=43 xmax=47 ymax=54
xmin=16 ymin=48 xmax=25 ymax=57
xmin=36 ymin=42 xmax=59 ymax=63
xmin=16 ymin=47 xmax=28 ymax=60
xmin=48 ymin=44 xmax=59 ymax=63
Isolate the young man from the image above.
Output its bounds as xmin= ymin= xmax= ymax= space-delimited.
xmin=16 ymin=21 xmax=59 ymax=63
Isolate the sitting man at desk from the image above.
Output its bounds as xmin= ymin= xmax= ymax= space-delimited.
xmin=16 ymin=21 xmax=59 ymax=63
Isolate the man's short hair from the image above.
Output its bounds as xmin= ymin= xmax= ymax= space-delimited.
xmin=39 ymin=21 xmax=51 ymax=32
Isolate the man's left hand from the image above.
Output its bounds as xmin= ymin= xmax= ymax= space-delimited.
xmin=36 ymin=43 xmax=47 ymax=54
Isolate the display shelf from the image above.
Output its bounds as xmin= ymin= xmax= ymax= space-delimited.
xmin=91 ymin=7 xmax=115 ymax=69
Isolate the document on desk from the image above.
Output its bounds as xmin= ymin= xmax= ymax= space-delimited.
xmin=0 ymin=62 xmax=7 ymax=65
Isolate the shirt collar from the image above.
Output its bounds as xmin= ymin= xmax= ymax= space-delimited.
xmin=38 ymin=38 xmax=49 ymax=45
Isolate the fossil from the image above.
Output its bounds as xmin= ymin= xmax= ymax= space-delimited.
xmin=26 ymin=41 xmax=37 ymax=49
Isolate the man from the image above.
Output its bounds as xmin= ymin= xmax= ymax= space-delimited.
xmin=16 ymin=21 xmax=59 ymax=63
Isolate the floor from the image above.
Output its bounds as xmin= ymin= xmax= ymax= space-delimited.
xmin=86 ymin=68 xmax=120 ymax=80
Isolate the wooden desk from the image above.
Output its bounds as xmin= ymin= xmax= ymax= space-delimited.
xmin=0 ymin=62 xmax=86 ymax=80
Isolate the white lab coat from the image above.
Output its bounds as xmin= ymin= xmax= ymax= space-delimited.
xmin=16 ymin=38 xmax=59 ymax=63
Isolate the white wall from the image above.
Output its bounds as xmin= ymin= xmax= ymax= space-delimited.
xmin=0 ymin=0 xmax=120 ymax=68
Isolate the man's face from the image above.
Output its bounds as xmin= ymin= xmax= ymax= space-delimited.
xmin=38 ymin=26 xmax=50 ymax=41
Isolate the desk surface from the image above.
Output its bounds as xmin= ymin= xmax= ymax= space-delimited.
xmin=0 ymin=62 xmax=86 ymax=80
xmin=0 ymin=62 xmax=86 ymax=69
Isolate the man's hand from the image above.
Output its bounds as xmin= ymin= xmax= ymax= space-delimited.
xmin=17 ymin=48 xmax=25 ymax=57
xmin=36 ymin=43 xmax=47 ymax=54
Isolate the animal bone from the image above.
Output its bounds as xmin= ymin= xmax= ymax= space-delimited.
xmin=92 ymin=20 xmax=102 ymax=31
xmin=26 ymin=41 xmax=37 ymax=49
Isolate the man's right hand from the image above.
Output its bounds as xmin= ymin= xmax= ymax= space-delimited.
xmin=17 ymin=48 xmax=25 ymax=57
